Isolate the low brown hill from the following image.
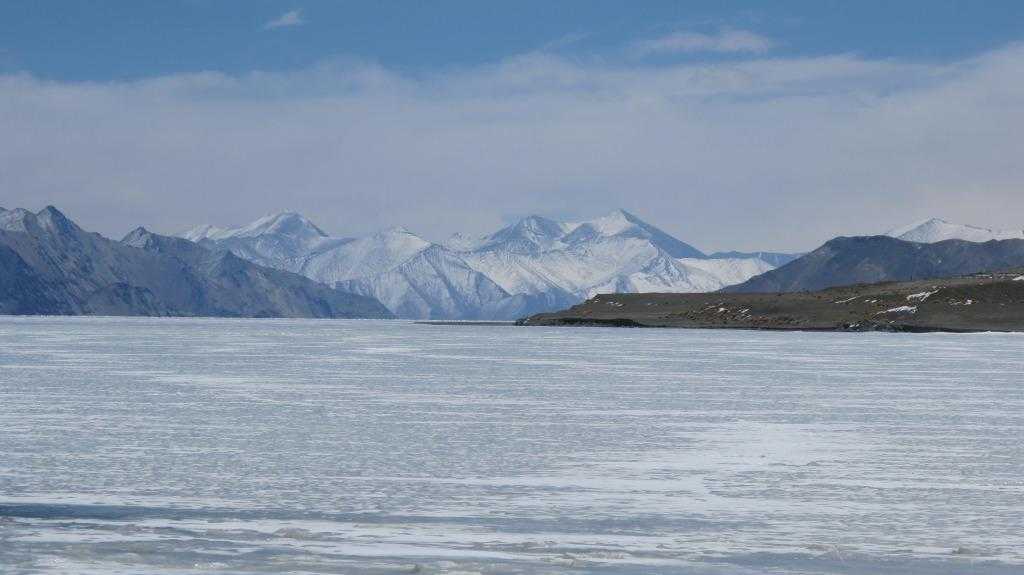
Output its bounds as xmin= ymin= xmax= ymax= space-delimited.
xmin=520 ymin=271 xmax=1024 ymax=332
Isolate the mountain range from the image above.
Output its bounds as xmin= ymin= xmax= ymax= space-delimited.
xmin=0 ymin=206 xmax=393 ymax=318
xmin=3 ymin=204 xmax=1021 ymax=320
xmin=183 ymin=209 xmax=800 ymax=320
xmin=718 ymin=217 xmax=1024 ymax=294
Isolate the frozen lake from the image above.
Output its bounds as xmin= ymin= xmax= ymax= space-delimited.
xmin=1 ymin=317 xmax=1022 ymax=574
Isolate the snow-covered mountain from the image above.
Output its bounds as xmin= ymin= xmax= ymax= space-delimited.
xmin=182 ymin=209 xmax=782 ymax=319
xmin=450 ymin=211 xmax=773 ymax=300
xmin=183 ymin=216 xmax=520 ymax=319
xmin=183 ymin=212 xmax=349 ymax=271
xmin=0 ymin=206 xmax=392 ymax=318
xmin=886 ymin=218 xmax=1024 ymax=244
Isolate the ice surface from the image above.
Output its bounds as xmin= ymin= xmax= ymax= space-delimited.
xmin=1 ymin=317 xmax=1023 ymax=574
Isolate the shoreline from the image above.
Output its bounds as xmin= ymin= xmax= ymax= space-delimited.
xmin=518 ymin=316 xmax=991 ymax=333
xmin=415 ymin=320 xmax=517 ymax=326
xmin=519 ymin=271 xmax=1024 ymax=333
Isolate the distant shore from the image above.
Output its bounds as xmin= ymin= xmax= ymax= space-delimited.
xmin=415 ymin=320 xmax=517 ymax=326
xmin=519 ymin=271 xmax=1024 ymax=333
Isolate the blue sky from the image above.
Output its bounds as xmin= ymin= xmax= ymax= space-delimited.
xmin=2 ymin=2 xmax=1023 ymax=251
xmin=3 ymin=1 xmax=1023 ymax=80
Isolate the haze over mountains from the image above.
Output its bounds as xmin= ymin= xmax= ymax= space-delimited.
xmin=183 ymin=210 xmax=799 ymax=320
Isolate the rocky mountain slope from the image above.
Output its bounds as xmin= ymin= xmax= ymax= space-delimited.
xmin=725 ymin=235 xmax=1024 ymax=293
xmin=521 ymin=270 xmax=1024 ymax=332
xmin=185 ymin=210 xmax=790 ymax=319
xmin=0 ymin=206 xmax=393 ymax=318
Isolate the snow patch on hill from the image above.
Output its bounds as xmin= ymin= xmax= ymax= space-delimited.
xmin=887 ymin=218 xmax=1024 ymax=244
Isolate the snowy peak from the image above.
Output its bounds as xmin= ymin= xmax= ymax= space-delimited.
xmin=368 ymin=227 xmax=432 ymax=254
xmin=0 ymin=208 xmax=34 ymax=233
xmin=36 ymin=206 xmax=79 ymax=235
xmin=122 ymin=226 xmax=171 ymax=250
xmin=226 ymin=212 xmax=328 ymax=240
xmin=183 ymin=212 xmax=328 ymax=242
xmin=887 ymin=218 xmax=1024 ymax=244
xmin=447 ymin=210 xmax=704 ymax=258
xmin=177 ymin=212 xmax=347 ymax=274
xmin=563 ymin=209 xmax=706 ymax=259
xmin=562 ymin=210 xmax=629 ymax=242
xmin=123 ymin=226 xmax=205 ymax=259
xmin=474 ymin=215 xmax=571 ymax=253
xmin=574 ymin=209 xmax=639 ymax=236
xmin=121 ymin=226 xmax=154 ymax=247
xmin=0 ymin=206 xmax=81 ymax=237
xmin=494 ymin=215 xmax=567 ymax=243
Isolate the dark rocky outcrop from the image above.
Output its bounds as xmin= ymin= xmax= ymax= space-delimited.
xmin=725 ymin=235 xmax=1024 ymax=293
xmin=520 ymin=270 xmax=1024 ymax=332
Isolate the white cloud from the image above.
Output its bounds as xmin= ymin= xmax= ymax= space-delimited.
xmin=264 ymin=9 xmax=304 ymax=30
xmin=633 ymin=29 xmax=774 ymax=56
xmin=1 ymin=44 xmax=1023 ymax=252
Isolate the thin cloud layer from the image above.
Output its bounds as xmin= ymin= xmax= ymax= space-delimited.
xmin=633 ymin=29 xmax=774 ymax=56
xmin=264 ymin=9 xmax=304 ymax=30
xmin=1 ymin=44 xmax=1022 ymax=252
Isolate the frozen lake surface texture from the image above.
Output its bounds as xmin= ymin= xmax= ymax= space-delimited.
xmin=1 ymin=317 xmax=1023 ymax=574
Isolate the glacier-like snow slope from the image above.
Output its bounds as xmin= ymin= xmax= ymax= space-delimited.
xmin=887 ymin=218 xmax=1024 ymax=243
xmin=183 ymin=210 xmax=777 ymax=319
xmin=182 ymin=212 xmax=351 ymax=272
xmin=334 ymin=244 xmax=512 ymax=320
